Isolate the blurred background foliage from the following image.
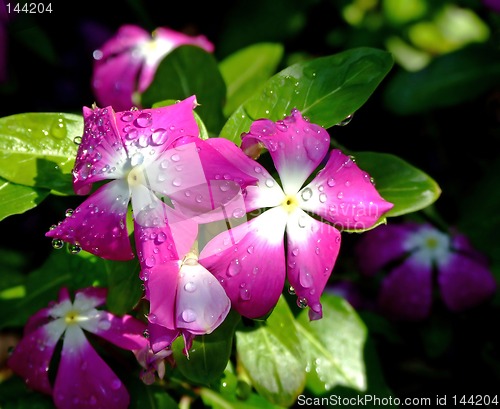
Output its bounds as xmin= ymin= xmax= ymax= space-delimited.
xmin=1 ymin=0 xmax=499 ymax=403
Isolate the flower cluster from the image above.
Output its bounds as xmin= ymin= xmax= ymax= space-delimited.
xmin=355 ymin=221 xmax=497 ymax=320
xmin=10 ymin=94 xmax=392 ymax=408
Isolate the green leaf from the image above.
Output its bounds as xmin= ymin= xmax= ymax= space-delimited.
xmin=296 ymin=294 xmax=367 ymax=394
xmin=236 ymin=296 xmax=305 ymax=407
xmin=0 ymin=112 xmax=83 ymax=195
xmin=354 ymin=151 xmax=441 ymax=218
xmin=219 ymin=43 xmax=284 ymax=117
xmin=200 ymin=387 xmax=284 ymax=409
xmin=383 ymin=43 xmax=500 ymax=115
xmin=141 ymin=46 xmax=226 ymax=136
xmin=172 ymin=310 xmax=241 ymax=386
xmin=220 ymin=47 xmax=393 ymax=144
xmin=104 ymin=258 xmax=143 ymax=315
xmin=0 ymin=177 xmax=50 ymax=221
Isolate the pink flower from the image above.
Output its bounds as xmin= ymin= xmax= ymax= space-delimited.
xmin=200 ymin=109 xmax=394 ymax=320
xmin=144 ymin=250 xmax=231 ymax=356
xmin=91 ymin=24 xmax=214 ymax=111
xmin=46 ymin=96 xmax=255 ymax=263
xmin=7 ymin=287 xmax=148 ymax=409
xmin=355 ymin=222 xmax=497 ymax=320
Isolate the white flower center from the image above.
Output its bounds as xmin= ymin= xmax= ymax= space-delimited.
xmin=403 ymin=226 xmax=451 ymax=265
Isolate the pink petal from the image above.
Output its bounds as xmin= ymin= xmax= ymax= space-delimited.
xmin=73 ymin=287 xmax=107 ymax=309
xmin=378 ymin=256 xmax=433 ymax=321
xmin=175 ymin=259 xmax=231 ymax=334
xmin=285 ymin=209 xmax=341 ymax=320
xmin=300 ymin=149 xmax=393 ymax=230
xmin=241 ymin=109 xmax=330 ymax=194
xmin=200 ymin=207 xmax=288 ymax=319
xmin=355 ymin=223 xmax=415 ymax=276
xmin=54 ymin=326 xmax=129 ymax=409
xmin=74 ymin=106 xmax=129 ymax=195
xmin=147 ymin=260 xmax=182 ymax=330
xmin=7 ymin=319 xmax=64 ymax=395
xmin=437 ymin=252 xmax=496 ymax=312
xmin=148 ymin=322 xmax=180 ymax=354
xmin=203 ymin=137 xmax=285 ymax=211
xmin=89 ymin=312 xmax=148 ymax=351
xmin=46 ymin=179 xmax=133 ymax=261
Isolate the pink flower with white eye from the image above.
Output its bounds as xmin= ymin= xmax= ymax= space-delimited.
xmin=200 ymin=109 xmax=393 ymax=320
xmin=45 ymin=95 xmax=256 ymax=264
xmin=356 ymin=222 xmax=497 ymax=321
xmin=7 ymin=287 xmax=147 ymax=409
xmin=92 ymin=24 xmax=214 ymax=111
xmin=141 ymin=235 xmax=231 ymax=355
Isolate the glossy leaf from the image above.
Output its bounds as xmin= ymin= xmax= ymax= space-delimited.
xmin=141 ymin=46 xmax=227 ymax=136
xmin=219 ymin=43 xmax=284 ymax=117
xmin=0 ymin=112 xmax=82 ymax=195
xmin=235 ymin=296 xmax=305 ymax=407
xmin=220 ymin=47 xmax=393 ymax=144
xmin=104 ymin=258 xmax=143 ymax=315
xmin=0 ymin=177 xmax=50 ymax=221
xmin=296 ymin=294 xmax=367 ymax=394
xmin=383 ymin=43 xmax=500 ymax=115
xmin=172 ymin=310 xmax=241 ymax=386
xmin=354 ymin=151 xmax=441 ymax=217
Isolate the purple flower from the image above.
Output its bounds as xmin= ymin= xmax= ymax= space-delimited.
xmin=46 ymin=96 xmax=255 ymax=262
xmin=91 ymin=24 xmax=214 ymax=111
xmin=7 ymin=287 xmax=148 ymax=409
xmin=200 ymin=109 xmax=393 ymax=320
xmin=355 ymin=222 xmax=497 ymax=320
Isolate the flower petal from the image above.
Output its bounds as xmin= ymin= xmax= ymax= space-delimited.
xmin=88 ymin=312 xmax=148 ymax=350
xmin=53 ymin=325 xmax=129 ymax=409
xmin=7 ymin=318 xmax=64 ymax=395
xmin=200 ymin=207 xmax=288 ymax=319
xmin=46 ymin=179 xmax=133 ymax=260
xmin=299 ymin=149 xmax=393 ymax=230
xmin=203 ymin=137 xmax=285 ymax=211
xmin=285 ymin=209 xmax=341 ymax=320
xmin=148 ymin=322 xmax=180 ymax=353
xmin=175 ymin=259 xmax=231 ymax=334
xmin=147 ymin=260 xmax=182 ymax=330
xmin=355 ymin=223 xmax=415 ymax=276
xmin=437 ymin=252 xmax=496 ymax=311
xmin=74 ymin=105 xmax=129 ymax=195
xmin=378 ymin=255 xmax=433 ymax=321
xmin=241 ymin=109 xmax=330 ymax=193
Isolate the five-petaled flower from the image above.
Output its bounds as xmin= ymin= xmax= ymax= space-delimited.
xmin=355 ymin=221 xmax=497 ymax=320
xmin=92 ymin=24 xmax=214 ymax=111
xmin=7 ymin=287 xmax=148 ymax=409
xmin=200 ymin=109 xmax=394 ymax=320
xmin=46 ymin=95 xmax=255 ymax=265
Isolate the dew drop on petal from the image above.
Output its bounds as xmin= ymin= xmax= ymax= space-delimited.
xmin=265 ymin=179 xmax=275 ymax=188
xmin=227 ymin=259 xmax=241 ymax=276
xmin=68 ymin=244 xmax=82 ymax=254
xmin=232 ymin=208 xmax=246 ymax=218
xmin=300 ymin=270 xmax=313 ymax=288
xmin=136 ymin=112 xmax=152 ymax=128
xmin=297 ymin=297 xmax=308 ymax=308
xmin=131 ymin=152 xmax=144 ymax=166
xmin=301 ymin=188 xmax=313 ymax=201
xmin=111 ymin=380 xmax=122 ymax=390
xmin=184 ymin=282 xmax=196 ymax=293
xmin=151 ymin=128 xmax=168 ymax=145
xmin=121 ymin=112 xmax=134 ymax=122
xmin=240 ymin=288 xmax=251 ymax=301
xmin=337 ymin=191 xmax=344 ymax=199
xmin=52 ymin=239 xmax=64 ymax=249
xmin=181 ymin=309 xmax=197 ymax=323
xmin=327 ymin=178 xmax=335 ymax=187
xmin=319 ymin=193 xmax=327 ymax=203
xmin=288 ymin=286 xmax=296 ymax=295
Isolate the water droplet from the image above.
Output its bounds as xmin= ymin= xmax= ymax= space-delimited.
xmin=291 ymin=248 xmax=299 ymax=256
xmin=336 ymin=114 xmax=354 ymax=126
xmin=288 ymin=286 xmax=296 ymax=295
xmin=111 ymin=379 xmax=122 ymax=390
xmin=181 ymin=309 xmax=197 ymax=323
xmin=297 ymin=297 xmax=308 ymax=308
xmin=337 ymin=191 xmax=344 ymax=199
xmin=65 ymin=208 xmax=74 ymax=217
xmin=247 ymin=245 xmax=254 ymax=254
xmin=73 ymin=136 xmax=82 ymax=145
xmin=265 ymin=179 xmax=274 ymax=188
xmin=148 ymin=313 xmax=157 ymax=323
xmin=145 ymin=256 xmax=155 ymax=268
xmin=300 ymin=270 xmax=313 ymax=288
xmin=319 ymin=193 xmax=327 ymax=203
xmin=124 ymin=125 xmax=138 ymax=140
xmin=327 ymin=178 xmax=336 ymax=187
xmin=171 ymin=153 xmax=180 ymax=162
xmin=68 ymin=244 xmax=81 ymax=254
xmin=151 ymin=128 xmax=168 ymax=145
xmin=184 ymin=282 xmax=196 ymax=292
xmin=172 ymin=178 xmax=181 ymax=187
xmin=344 ymin=180 xmax=351 ymax=187
xmin=98 ymin=320 xmax=111 ymax=330
xmin=232 ymin=208 xmax=245 ymax=218
xmin=131 ymin=152 xmax=145 ymax=167
xmin=298 ymin=215 xmax=307 ymax=228
xmin=240 ymin=288 xmax=251 ymax=301
xmin=136 ymin=112 xmax=152 ymax=128
xmin=52 ymin=239 xmax=64 ymax=249
xmin=143 ymin=329 xmax=150 ymax=338
xmin=227 ymin=259 xmax=242 ymax=276
xmin=121 ymin=112 xmax=134 ymax=122
xmin=50 ymin=117 xmax=67 ymax=139
xmin=301 ymin=188 xmax=313 ymax=201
